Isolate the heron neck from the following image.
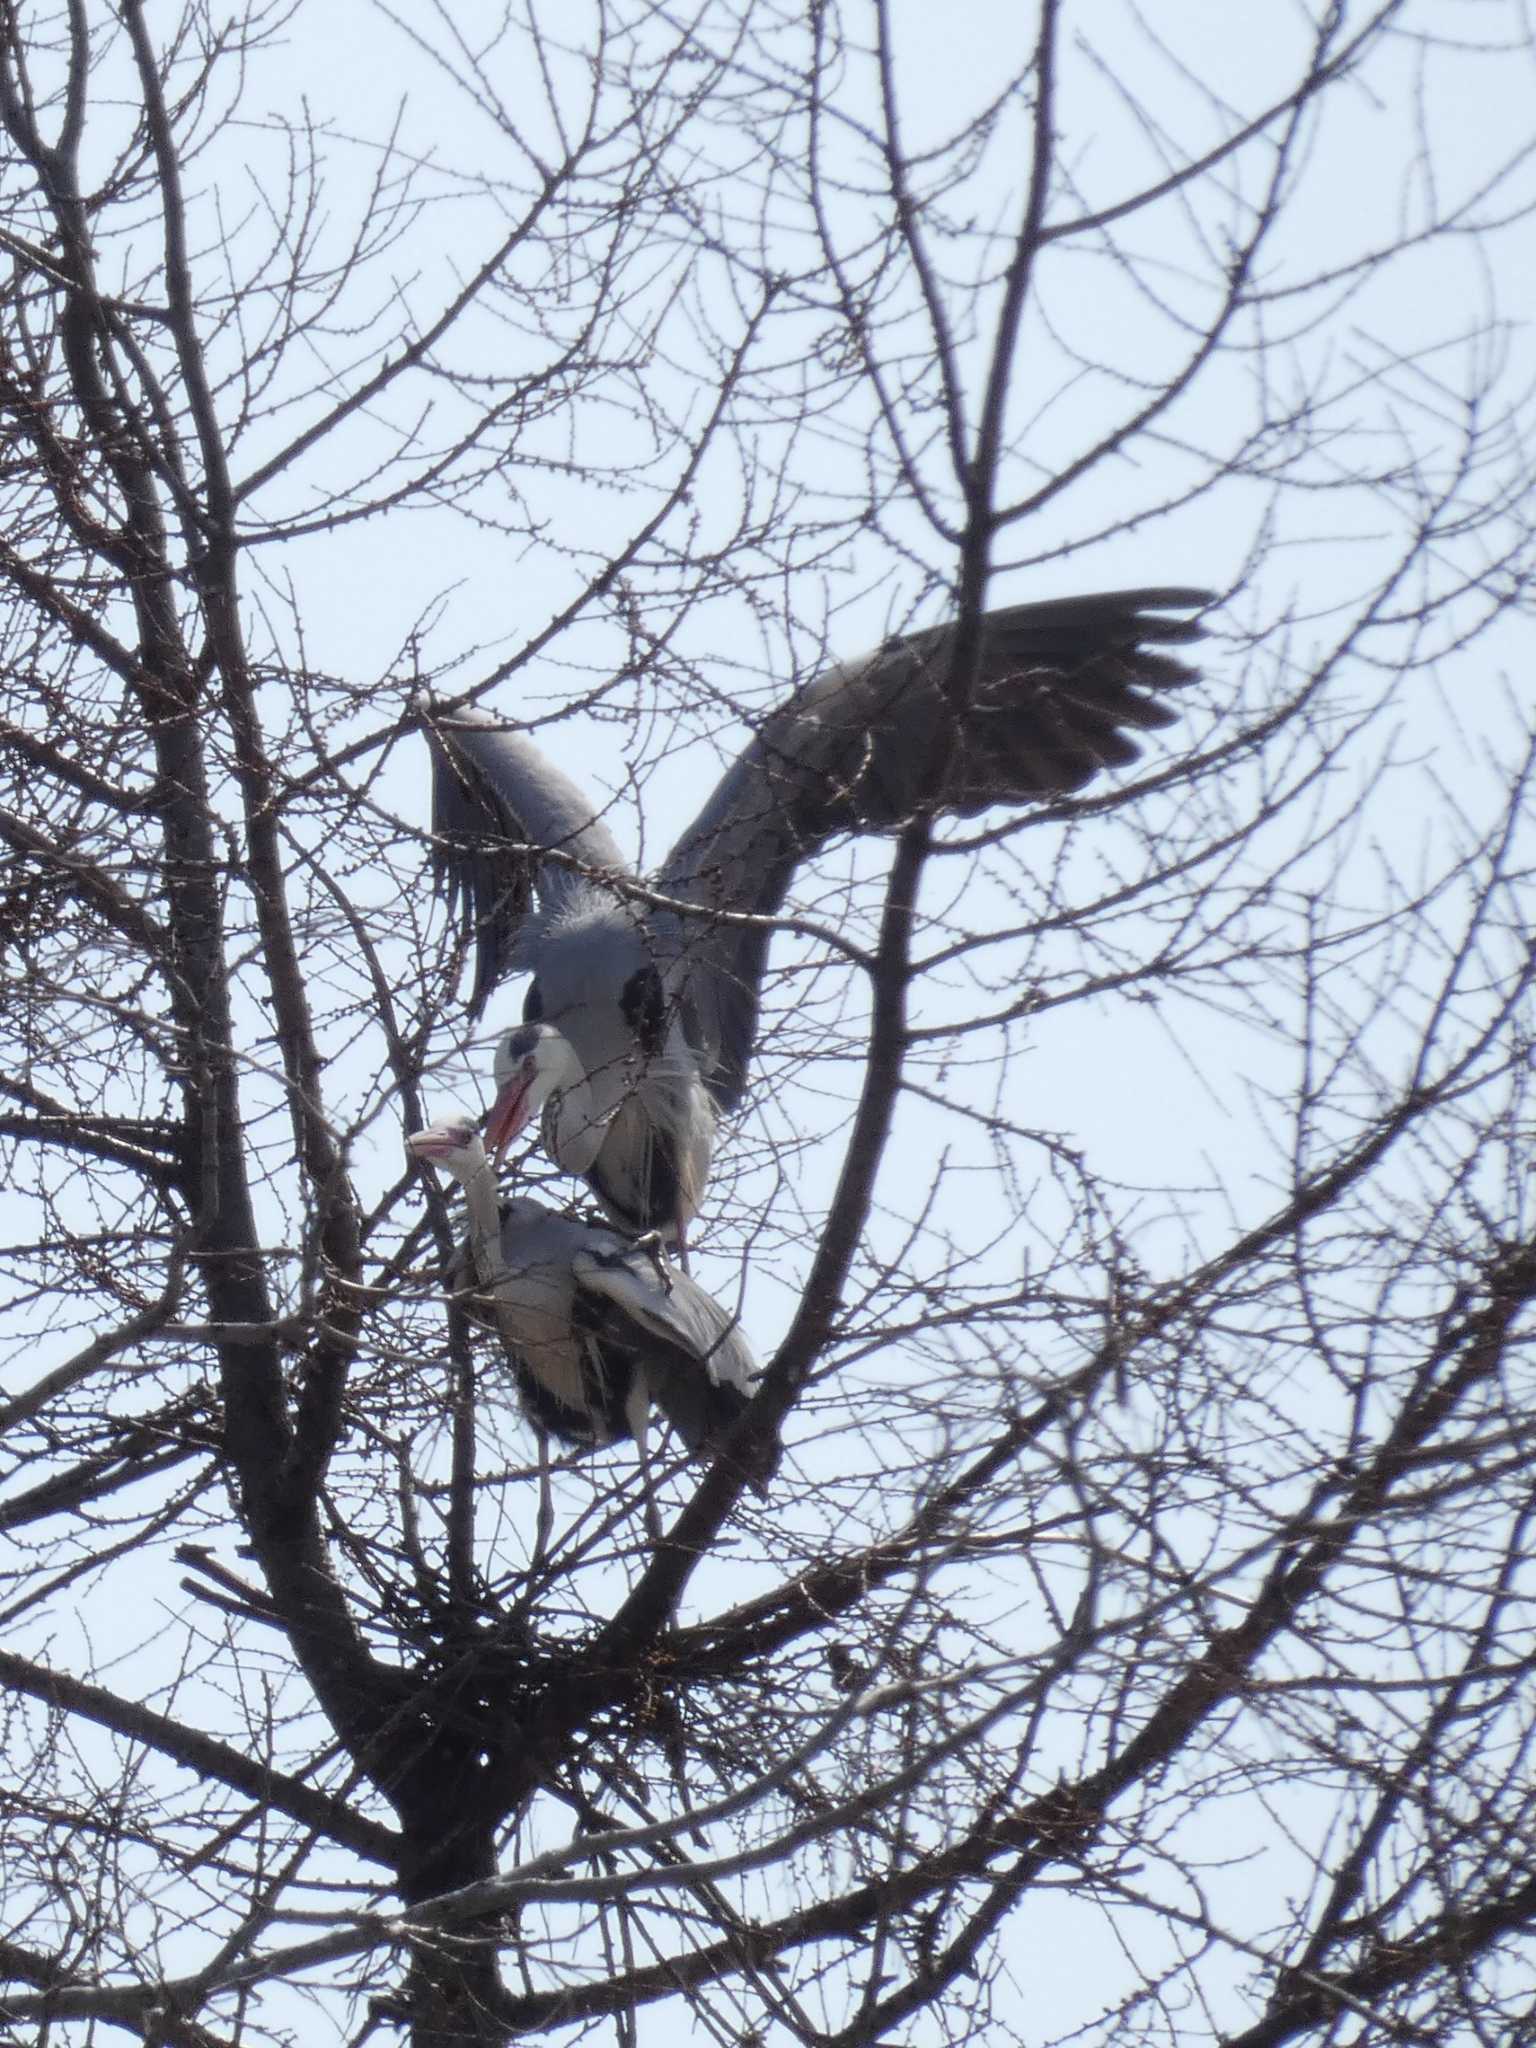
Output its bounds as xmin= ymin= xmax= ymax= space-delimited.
xmin=459 ymin=1155 xmax=506 ymax=1287
xmin=543 ymin=1052 xmax=605 ymax=1174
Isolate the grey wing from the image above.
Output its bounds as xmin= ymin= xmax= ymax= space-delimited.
xmin=421 ymin=699 xmax=633 ymax=1013
xmin=573 ymin=1242 xmax=759 ymax=1388
xmin=572 ymin=1242 xmax=760 ymax=1450
xmin=657 ymin=587 xmax=1212 ymax=1106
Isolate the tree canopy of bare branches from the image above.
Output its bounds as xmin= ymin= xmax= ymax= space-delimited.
xmin=1 ymin=4 xmax=1534 ymax=2045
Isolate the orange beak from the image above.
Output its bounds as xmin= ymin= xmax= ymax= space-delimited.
xmin=484 ymin=1059 xmax=539 ymax=1162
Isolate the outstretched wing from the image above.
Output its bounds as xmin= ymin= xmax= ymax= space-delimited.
xmin=656 ymin=587 xmax=1212 ymax=1106
xmin=421 ymin=700 xmax=633 ymax=1013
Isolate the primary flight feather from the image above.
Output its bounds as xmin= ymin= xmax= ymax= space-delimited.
xmin=425 ymin=587 xmax=1212 ymax=1245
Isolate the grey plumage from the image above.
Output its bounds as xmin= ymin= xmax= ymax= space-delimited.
xmin=406 ymin=1117 xmax=766 ymax=1491
xmin=425 ymin=587 xmax=1212 ymax=1237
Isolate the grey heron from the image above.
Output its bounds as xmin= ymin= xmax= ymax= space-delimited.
xmin=424 ymin=587 xmax=1213 ymax=1245
xmin=406 ymin=1115 xmax=767 ymax=1493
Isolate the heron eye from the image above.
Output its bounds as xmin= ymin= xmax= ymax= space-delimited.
xmin=523 ymin=982 xmax=544 ymax=1023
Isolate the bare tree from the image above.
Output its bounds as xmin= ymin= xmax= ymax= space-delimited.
xmin=1 ymin=3 xmax=1534 ymax=2045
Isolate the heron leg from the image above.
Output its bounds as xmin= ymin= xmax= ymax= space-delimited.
xmin=630 ymin=1228 xmax=676 ymax=1292
xmin=626 ymin=1378 xmax=663 ymax=1545
xmin=638 ymin=1423 xmax=663 ymax=1545
xmin=531 ymin=1428 xmax=555 ymax=1567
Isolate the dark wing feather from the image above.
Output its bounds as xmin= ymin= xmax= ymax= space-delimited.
xmin=657 ymin=587 xmax=1212 ymax=1105
xmin=454 ymin=1217 xmax=627 ymax=1448
xmin=510 ymin=1351 xmax=626 ymax=1449
xmin=421 ymin=701 xmax=632 ymax=1013
xmin=572 ymin=1243 xmax=766 ymax=1490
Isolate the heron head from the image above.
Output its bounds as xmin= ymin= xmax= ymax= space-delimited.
xmin=406 ymin=1116 xmax=485 ymax=1180
xmin=485 ymin=1022 xmax=578 ymax=1162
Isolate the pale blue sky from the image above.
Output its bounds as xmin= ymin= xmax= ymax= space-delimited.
xmin=5 ymin=3 xmax=1535 ymax=2039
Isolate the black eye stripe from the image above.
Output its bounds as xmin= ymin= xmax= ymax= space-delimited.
xmin=501 ymin=1022 xmax=540 ymax=1062
xmin=620 ymin=966 xmax=668 ymax=1056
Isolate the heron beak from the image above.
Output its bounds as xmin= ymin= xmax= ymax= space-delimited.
xmin=484 ymin=1061 xmax=539 ymax=1163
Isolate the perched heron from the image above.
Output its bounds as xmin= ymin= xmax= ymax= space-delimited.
xmin=425 ymin=587 xmax=1213 ymax=1247
xmin=406 ymin=1115 xmax=767 ymax=1494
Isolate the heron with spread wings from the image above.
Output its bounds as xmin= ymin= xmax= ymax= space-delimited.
xmin=424 ymin=589 xmax=1212 ymax=1252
